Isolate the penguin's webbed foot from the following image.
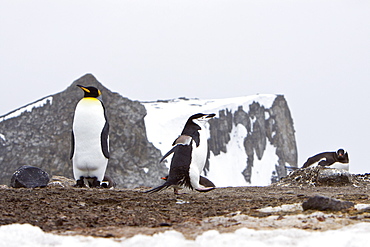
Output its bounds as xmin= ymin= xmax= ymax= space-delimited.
xmin=174 ymin=188 xmax=187 ymax=195
xmin=73 ymin=178 xmax=86 ymax=188
xmin=88 ymin=177 xmax=102 ymax=188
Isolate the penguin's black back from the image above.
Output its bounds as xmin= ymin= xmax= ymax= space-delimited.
xmin=166 ymin=144 xmax=193 ymax=189
xmin=302 ymin=150 xmax=349 ymax=168
xmin=179 ymin=116 xmax=202 ymax=147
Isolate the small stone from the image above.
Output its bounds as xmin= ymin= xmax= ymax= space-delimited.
xmin=159 ymin=222 xmax=172 ymax=227
xmin=10 ymin=165 xmax=50 ymax=188
xmin=302 ymin=195 xmax=354 ymax=211
xmin=47 ymin=175 xmax=75 ymax=188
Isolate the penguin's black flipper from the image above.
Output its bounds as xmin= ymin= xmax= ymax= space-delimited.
xmin=318 ymin=157 xmax=335 ymax=167
xmin=144 ymin=182 xmax=170 ymax=194
xmin=161 ymin=135 xmax=193 ymax=163
xmin=70 ymin=131 xmax=75 ymax=159
xmin=159 ymin=146 xmax=178 ymax=163
xmin=302 ymin=152 xmax=327 ymax=168
xmin=101 ymin=121 xmax=110 ymax=159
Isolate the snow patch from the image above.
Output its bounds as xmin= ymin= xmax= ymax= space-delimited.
xmin=2 ymin=222 xmax=370 ymax=247
xmin=0 ymin=96 xmax=53 ymax=122
xmin=250 ymin=142 xmax=279 ymax=186
xmin=0 ymin=134 xmax=5 ymax=142
xmin=355 ymin=204 xmax=370 ymax=211
xmin=265 ymin=111 xmax=270 ymax=120
xmin=207 ymin=124 xmax=249 ymax=187
xmin=258 ymin=203 xmax=303 ymax=213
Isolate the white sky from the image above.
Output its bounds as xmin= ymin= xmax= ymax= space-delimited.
xmin=1 ymin=1 xmax=369 ymax=174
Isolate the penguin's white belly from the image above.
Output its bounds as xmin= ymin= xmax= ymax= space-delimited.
xmin=330 ymin=162 xmax=349 ymax=171
xmin=72 ymin=99 xmax=107 ymax=181
xmin=309 ymin=158 xmax=349 ymax=171
xmin=189 ymin=130 xmax=208 ymax=189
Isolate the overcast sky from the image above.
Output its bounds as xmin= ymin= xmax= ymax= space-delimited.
xmin=1 ymin=1 xmax=369 ymax=173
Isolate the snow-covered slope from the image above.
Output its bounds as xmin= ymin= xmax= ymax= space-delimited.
xmin=143 ymin=95 xmax=297 ymax=187
xmin=0 ymin=96 xmax=53 ymax=123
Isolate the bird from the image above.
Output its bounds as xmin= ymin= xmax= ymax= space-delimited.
xmin=145 ymin=113 xmax=216 ymax=193
xmin=160 ymin=175 xmax=215 ymax=194
xmin=70 ymin=85 xmax=109 ymax=187
xmin=302 ymin=149 xmax=349 ymax=170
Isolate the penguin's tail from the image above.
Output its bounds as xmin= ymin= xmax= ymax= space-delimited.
xmin=144 ymin=182 xmax=170 ymax=194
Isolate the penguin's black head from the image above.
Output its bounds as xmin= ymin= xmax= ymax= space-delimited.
xmin=337 ymin=149 xmax=346 ymax=157
xmin=77 ymin=85 xmax=101 ymax=98
xmin=183 ymin=113 xmax=215 ymax=132
xmin=189 ymin=113 xmax=216 ymax=121
xmin=187 ymin=113 xmax=216 ymax=128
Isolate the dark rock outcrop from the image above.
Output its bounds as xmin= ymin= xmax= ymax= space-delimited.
xmin=0 ymin=74 xmax=167 ymax=188
xmin=206 ymin=96 xmax=297 ymax=183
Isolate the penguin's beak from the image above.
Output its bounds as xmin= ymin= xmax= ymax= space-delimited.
xmin=205 ymin=113 xmax=216 ymax=118
xmin=77 ymin=85 xmax=90 ymax=93
xmin=196 ymin=113 xmax=216 ymax=122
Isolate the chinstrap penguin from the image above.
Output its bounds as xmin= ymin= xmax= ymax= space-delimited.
xmin=70 ymin=85 xmax=110 ymax=187
xmin=145 ymin=113 xmax=216 ymax=193
xmin=302 ymin=149 xmax=349 ymax=170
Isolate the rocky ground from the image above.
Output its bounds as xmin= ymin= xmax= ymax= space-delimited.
xmin=1 ymin=168 xmax=370 ymax=239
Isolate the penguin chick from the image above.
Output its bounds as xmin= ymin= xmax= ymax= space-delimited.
xmin=161 ymin=175 xmax=216 ymax=194
xmin=71 ymin=85 xmax=109 ymax=188
xmin=302 ymin=148 xmax=349 ymax=170
xmin=145 ymin=113 xmax=216 ymax=193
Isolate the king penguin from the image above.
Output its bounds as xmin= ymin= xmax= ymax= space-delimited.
xmin=145 ymin=113 xmax=216 ymax=193
xmin=302 ymin=149 xmax=349 ymax=170
xmin=70 ymin=85 xmax=109 ymax=187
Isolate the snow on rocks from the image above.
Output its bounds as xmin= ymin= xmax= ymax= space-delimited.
xmin=142 ymin=95 xmax=296 ymax=187
xmin=0 ymin=96 xmax=53 ymax=122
